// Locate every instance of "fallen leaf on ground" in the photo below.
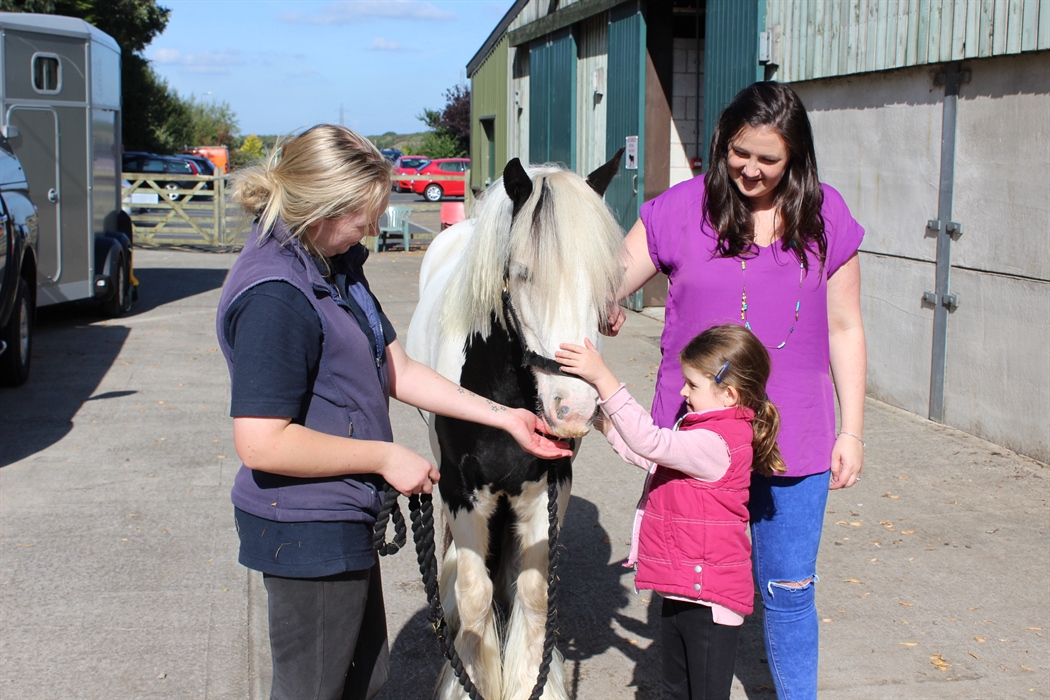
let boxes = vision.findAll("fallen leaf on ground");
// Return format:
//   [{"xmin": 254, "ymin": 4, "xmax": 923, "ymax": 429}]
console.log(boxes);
[
  {"xmin": 845, "ymin": 578, "xmax": 862, "ymax": 584},
  {"xmin": 836, "ymin": 520, "xmax": 848, "ymax": 525},
  {"xmin": 975, "ymin": 637, "xmax": 986, "ymax": 642},
  {"xmin": 969, "ymin": 650, "xmax": 980, "ymax": 660},
  {"xmin": 822, "ymin": 618, "xmax": 833, "ymax": 622},
  {"xmin": 1026, "ymin": 627, "xmax": 1042, "ymax": 631},
  {"xmin": 930, "ymin": 654, "xmax": 950, "ymax": 671},
  {"xmin": 859, "ymin": 592, "xmax": 870, "ymax": 598},
  {"xmin": 850, "ymin": 522, "xmax": 862, "ymax": 527},
  {"xmin": 901, "ymin": 530, "xmax": 916, "ymax": 535},
  {"xmin": 899, "ymin": 601, "xmax": 914, "ymax": 607},
  {"xmin": 901, "ymin": 642, "xmax": 918, "ymax": 647}
]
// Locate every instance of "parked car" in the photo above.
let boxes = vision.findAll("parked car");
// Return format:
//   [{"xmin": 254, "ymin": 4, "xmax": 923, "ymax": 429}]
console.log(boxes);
[
  {"xmin": 179, "ymin": 154, "xmax": 216, "ymax": 177},
  {"xmin": 0, "ymin": 139, "xmax": 38, "ymax": 386},
  {"xmin": 122, "ymin": 154, "xmax": 198, "ymax": 201},
  {"xmin": 394, "ymin": 155, "xmax": 430, "ymax": 192},
  {"xmin": 411, "ymin": 158, "xmax": 469, "ymax": 201},
  {"xmin": 380, "ymin": 148, "xmax": 402, "ymax": 163},
  {"xmin": 181, "ymin": 146, "xmax": 229, "ymax": 174}
]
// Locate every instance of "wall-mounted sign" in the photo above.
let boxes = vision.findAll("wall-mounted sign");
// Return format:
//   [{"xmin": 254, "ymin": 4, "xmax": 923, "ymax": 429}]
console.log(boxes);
[{"xmin": 625, "ymin": 135, "xmax": 638, "ymax": 170}]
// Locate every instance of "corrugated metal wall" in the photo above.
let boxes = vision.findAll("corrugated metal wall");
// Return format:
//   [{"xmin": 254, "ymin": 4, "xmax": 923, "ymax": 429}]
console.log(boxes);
[
  {"xmin": 530, "ymin": 28, "xmax": 576, "ymax": 167},
  {"xmin": 470, "ymin": 35, "xmax": 509, "ymax": 190},
  {"xmin": 605, "ymin": 2, "xmax": 646, "ymax": 229},
  {"xmin": 769, "ymin": 0, "xmax": 1050, "ymax": 83},
  {"xmin": 576, "ymin": 13, "xmax": 609, "ymax": 175},
  {"xmin": 702, "ymin": 0, "xmax": 764, "ymax": 168}
]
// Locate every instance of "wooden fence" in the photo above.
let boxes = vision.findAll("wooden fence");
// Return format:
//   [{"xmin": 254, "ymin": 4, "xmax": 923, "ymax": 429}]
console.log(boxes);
[
  {"xmin": 123, "ymin": 171, "xmax": 469, "ymax": 248},
  {"xmin": 122, "ymin": 173, "xmax": 251, "ymax": 248}
]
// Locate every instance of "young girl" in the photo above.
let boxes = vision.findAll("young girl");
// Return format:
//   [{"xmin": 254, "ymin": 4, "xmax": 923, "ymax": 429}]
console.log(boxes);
[{"xmin": 556, "ymin": 323, "xmax": 784, "ymax": 700}]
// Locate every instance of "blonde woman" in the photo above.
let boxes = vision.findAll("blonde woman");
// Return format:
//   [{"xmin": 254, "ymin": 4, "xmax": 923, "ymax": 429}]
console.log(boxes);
[{"xmin": 216, "ymin": 125, "xmax": 569, "ymax": 700}]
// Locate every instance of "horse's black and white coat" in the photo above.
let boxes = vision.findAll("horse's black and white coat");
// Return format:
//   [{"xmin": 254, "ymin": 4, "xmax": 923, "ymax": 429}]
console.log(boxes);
[{"xmin": 405, "ymin": 155, "xmax": 624, "ymax": 700}]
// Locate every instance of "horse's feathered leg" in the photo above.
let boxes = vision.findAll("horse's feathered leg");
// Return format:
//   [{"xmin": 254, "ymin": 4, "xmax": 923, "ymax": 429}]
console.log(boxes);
[
  {"xmin": 501, "ymin": 477, "xmax": 571, "ymax": 700},
  {"xmin": 435, "ymin": 495, "xmax": 503, "ymax": 700}
]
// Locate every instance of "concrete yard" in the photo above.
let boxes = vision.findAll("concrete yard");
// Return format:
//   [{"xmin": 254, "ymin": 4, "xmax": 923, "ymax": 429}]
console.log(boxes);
[{"xmin": 1, "ymin": 246, "xmax": 1046, "ymax": 699}]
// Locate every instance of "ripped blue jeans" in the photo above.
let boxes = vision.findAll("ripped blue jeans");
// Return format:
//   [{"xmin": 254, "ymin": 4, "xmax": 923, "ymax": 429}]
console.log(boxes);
[{"xmin": 749, "ymin": 471, "xmax": 830, "ymax": 700}]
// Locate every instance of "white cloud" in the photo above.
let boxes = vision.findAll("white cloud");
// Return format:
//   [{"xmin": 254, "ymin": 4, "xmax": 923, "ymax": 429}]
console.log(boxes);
[
  {"xmin": 280, "ymin": 1, "xmax": 455, "ymax": 24},
  {"xmin": 368, "ymin": 37, "xmax": 406, "ymax": 51},
  {"xmin": 149, "ymin": 47, "xmax": 244, "ymax": 74}
]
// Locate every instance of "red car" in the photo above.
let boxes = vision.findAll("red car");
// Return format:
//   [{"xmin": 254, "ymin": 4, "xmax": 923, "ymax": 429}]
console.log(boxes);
[
  {"xmin": 411, "ymin": 158, "xmax": 470, "ymax": 201},
  {"xmin": 394, "ymin": 155, "xmax": 430, "ymax": 192}
]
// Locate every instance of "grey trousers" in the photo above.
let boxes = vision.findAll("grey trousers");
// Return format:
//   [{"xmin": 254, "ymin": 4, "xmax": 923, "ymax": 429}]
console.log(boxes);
[{"xmin": 264, "ymin": 564, "xmax": 389, "ymax": 700}]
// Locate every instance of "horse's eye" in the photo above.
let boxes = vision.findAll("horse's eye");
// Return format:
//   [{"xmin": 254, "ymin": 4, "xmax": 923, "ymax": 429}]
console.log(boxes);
[{"xmin": 516, "ymin": 269, "xmax": 531, "ymax": 283}]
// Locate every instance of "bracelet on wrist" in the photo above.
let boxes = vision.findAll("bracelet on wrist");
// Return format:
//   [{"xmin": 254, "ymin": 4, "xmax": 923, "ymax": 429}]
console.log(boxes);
[{"xmin": 838, "ymin": 431, "xmax": 866, "ymax": 448}]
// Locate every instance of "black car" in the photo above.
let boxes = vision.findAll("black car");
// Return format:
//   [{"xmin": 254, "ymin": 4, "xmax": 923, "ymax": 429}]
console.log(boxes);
[
  {"xmin": 122, "ymin": 153, "xmax": 200, "ymax": 201},
  {"xmin": 0, "ymin": 138, "xmax": 39, "ymax": 386},
  {"xmin": 380, "ymin": 148, "xmax": 402, "ymax": 163}
]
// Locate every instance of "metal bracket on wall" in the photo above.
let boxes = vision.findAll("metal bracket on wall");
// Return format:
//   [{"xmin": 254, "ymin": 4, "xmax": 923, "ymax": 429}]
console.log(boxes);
[
  {"xmin": 923, "ymin": 291, "xmax": 961, "ymax": 311},
  {"xmin": 927, "ymin": 219, "xmax": 963, "ymax": 240}
]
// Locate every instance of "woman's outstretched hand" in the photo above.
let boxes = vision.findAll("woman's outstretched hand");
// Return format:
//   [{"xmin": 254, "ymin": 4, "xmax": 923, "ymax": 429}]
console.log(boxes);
[{"xmin": 503, "ymin": 408, "xmax": 573, "ymax": 459}]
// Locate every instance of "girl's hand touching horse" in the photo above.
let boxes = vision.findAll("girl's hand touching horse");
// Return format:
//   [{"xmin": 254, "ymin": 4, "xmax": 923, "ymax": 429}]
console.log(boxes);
[{"xmin": 556, "ymin": 338, "xmax": 621, "ymax": 400}]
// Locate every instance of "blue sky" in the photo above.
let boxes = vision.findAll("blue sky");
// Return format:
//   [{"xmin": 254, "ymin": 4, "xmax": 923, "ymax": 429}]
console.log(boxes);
[{"xmin": 147, "ymin": 0, "xmax": 514, "ymax": 137}]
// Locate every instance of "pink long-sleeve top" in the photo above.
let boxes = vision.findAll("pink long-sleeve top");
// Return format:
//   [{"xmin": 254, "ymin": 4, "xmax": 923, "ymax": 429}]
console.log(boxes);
[{"xmin": 599, "ymin": 384, "xmax": 745, "ymax": 626}]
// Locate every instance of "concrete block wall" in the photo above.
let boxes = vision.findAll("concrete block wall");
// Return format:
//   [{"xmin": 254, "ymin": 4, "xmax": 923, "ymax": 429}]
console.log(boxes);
[
  {"xmin": 791, "ymin": 51, "xmax": 1050, "ymax": 462},
  {"xmin": 669, "ymin": 37, "xmax": 703, "ymax": 187}
]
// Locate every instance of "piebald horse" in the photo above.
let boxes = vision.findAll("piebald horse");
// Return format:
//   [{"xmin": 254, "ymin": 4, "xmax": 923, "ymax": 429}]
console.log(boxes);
[{"xmin": 405, "ymin": 153, "xmax": 624, "ymax": 700}]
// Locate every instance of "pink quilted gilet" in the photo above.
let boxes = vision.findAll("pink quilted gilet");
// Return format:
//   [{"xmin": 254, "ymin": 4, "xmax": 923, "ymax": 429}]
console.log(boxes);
[{"xmin": 632, "ymin": 406, "xmax": 755, "ymax": 616}]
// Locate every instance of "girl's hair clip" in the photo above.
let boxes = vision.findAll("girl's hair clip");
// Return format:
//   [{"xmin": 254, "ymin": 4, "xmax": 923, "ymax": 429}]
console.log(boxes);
[{"xmin": 714, "ymin": 361, "xmax": 730, "ymax": 384}]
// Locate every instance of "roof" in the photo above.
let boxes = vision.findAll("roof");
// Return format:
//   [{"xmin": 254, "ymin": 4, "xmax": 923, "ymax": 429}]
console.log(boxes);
[
  {"xmin": 0, "ymin": 12, "xmax": 120, "ymax": 53},
  {"xmin": 466, "ymin": 0, "xmax": 528, "ymax": 78}
]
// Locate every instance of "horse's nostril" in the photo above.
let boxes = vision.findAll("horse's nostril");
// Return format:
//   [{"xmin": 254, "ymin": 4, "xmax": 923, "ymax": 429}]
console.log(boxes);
[{"xmin": 558, "ymin": 405, "xmax": 570, "ymax": 418}]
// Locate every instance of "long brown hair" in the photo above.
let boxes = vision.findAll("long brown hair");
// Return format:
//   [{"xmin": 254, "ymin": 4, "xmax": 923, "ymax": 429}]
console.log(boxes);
[
  {"xmin": 703, "ymin": 81, "xmax": 826, "ymax": 272},
  {"xmin": 679, "ymin": 324, "xmax": 786, "ymax": 476}
]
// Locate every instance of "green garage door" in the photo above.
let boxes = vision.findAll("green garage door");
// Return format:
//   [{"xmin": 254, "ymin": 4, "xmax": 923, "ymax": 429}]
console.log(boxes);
[
  {"xmin": 529, "ymin": 28, "xmax": 576, "ymax": 168},
  {"xmin": 604, "ymin": 2, "xmax": 645, "ymax": 230}
]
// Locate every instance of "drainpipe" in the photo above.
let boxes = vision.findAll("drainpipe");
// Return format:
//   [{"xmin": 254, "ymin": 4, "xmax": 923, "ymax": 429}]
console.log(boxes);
[{"xmin": 926, "ymin": 62, "xmax": 969, "ymax": 422}]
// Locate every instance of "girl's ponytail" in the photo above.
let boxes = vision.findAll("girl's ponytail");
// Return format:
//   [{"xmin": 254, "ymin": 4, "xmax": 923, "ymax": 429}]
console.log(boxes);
[{"xmin": 751, "ymin": 396, "xmax": 786, "ymax": 476}]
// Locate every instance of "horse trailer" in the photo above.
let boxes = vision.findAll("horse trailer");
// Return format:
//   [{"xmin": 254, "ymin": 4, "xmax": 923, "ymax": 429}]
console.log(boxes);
[{"xmin": 0, "ymin": 12, "xmax": 133, "ymax": 317}]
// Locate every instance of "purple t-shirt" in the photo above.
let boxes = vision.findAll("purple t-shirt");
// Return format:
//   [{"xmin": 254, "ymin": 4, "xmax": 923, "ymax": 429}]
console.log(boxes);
[{"xmin": 640, "ymin": 176, "xmax": 864, "ymax": 477}]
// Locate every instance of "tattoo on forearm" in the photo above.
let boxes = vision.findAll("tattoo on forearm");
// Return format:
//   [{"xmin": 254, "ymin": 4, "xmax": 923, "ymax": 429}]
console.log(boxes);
[{"xmin": 485, "ymin": 399, "xmax": 507, "ymax": 412}]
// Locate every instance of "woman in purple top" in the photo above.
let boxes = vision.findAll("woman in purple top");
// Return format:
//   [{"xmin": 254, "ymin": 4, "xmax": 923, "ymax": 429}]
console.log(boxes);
[{"xmin": 609, "ymin": 83, "xmax": 867, "ymax": 698}]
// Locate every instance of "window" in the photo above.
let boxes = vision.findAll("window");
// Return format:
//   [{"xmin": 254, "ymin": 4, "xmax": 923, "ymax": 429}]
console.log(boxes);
[
  {"xmin": 142, "ymin": 159, "xmax": 165, "ymax": 173},
  {"xmin": 32, "ymin": 55, "xmax": 61, "ymax": 93},
  {"xmin": 439, "ymin": 162, "xmax": 459, "ymax": 172},
  {"xmin": 165, "ymin": 160, "xmax": 192, "ymax": 174}
]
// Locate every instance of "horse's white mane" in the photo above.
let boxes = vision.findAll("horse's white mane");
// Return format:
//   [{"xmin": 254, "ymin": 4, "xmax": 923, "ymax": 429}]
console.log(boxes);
[{"xmin": 440, "ymin": 164, "xmax": 625, "ymax": 339}]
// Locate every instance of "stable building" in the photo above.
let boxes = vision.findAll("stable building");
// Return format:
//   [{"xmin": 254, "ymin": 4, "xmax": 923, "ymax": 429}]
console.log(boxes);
[{"xmin": 466, "ymin": 0, "xmax": 1049, "ymax": 463}]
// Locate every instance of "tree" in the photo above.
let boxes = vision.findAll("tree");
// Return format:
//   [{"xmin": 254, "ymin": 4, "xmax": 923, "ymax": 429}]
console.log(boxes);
[
  {"xmin": 186, "ymin": 96, "xmax": 238, "ymax": 148},
  {"xmin": 231, "ymin": 133, "xmax": 265, "ymax": 170},
  {"xmin": 416, "ymin": 85, "xmax": 470, "ymax": 158}
]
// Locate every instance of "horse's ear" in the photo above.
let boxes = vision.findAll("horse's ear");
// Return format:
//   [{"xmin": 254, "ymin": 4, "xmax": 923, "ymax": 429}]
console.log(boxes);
[
  {"xmin": 585, "ymin": 147, "xmax": 625, "ymax": 197},
  {"xmin": 503, "ymin": 158, "xmax": 533, "ymax": 215}
]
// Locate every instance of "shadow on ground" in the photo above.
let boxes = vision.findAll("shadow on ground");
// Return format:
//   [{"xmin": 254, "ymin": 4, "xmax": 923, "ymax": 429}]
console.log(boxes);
[
  {"xmin": 128, "ymin": 266, "xmax": 230, "ymax": 314},
  {"xmin": 0, "ymin": 266, "xmax": 228, "ymax": 467},
  {"xmin": 380, "ymin": 493, "xmax": 777, "ymax": 699}
]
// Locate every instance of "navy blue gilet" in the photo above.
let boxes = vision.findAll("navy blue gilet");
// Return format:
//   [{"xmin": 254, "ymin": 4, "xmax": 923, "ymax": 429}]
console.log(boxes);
[{"xmin": 216, "ymin": 220, "xmax": 391, "ymax": 523}]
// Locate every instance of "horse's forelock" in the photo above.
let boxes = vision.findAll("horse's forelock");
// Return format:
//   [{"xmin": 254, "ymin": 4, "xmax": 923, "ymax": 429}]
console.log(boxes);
[{"xmin": 442, "ymin": 164, "xmax": 624, "ymax": 339}]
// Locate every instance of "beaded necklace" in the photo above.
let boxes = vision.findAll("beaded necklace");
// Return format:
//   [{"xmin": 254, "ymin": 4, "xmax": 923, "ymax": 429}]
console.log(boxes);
[{"xmin": 740, "ymin": 255, "xmax": 804, "ymax": 350}]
